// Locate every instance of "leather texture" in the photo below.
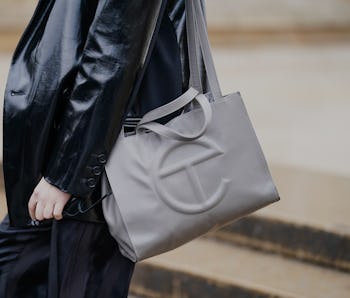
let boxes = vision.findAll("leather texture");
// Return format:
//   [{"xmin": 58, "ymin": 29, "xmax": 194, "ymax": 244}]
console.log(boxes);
[
  {"xmin": 2, "ymin": 0, "xmax": 206, "ymax": 227},
  {"xmin": 101, "ymin": 0, "xmax": 280, "ymax": 262}
]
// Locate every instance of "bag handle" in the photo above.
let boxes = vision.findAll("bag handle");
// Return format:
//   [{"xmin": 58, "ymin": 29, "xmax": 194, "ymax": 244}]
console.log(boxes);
[
  {"xmin": 137, "ymin": 92, "xmax": 212, "ymax": 141},
  {"xmin": 138, "ymin": 87, "xmax": 199, "ymax": 125}
]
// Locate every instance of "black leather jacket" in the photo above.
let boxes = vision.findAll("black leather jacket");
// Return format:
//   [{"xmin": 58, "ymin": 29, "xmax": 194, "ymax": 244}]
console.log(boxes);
[{"xmin": 2, "ymin": 0, "xmax": 206, "ymax": 227}]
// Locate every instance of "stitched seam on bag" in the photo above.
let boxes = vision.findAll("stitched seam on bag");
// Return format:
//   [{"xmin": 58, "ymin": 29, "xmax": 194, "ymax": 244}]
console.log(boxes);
[
  {"xmin": 103, "ymin": 171, "xmax": 140, "ymax": 261},
  {"xmin": 109, "ymin": 193, "xmax": 140, "ymax": 262},
  {"xmin": 236, "ymin": 94, "xmax": 279, "ymax": 202}
]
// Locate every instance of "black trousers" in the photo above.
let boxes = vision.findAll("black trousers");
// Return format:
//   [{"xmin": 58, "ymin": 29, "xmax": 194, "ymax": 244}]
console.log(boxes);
[{"xmin": 0, "ymin": 215, "xmax": 135, "ymax": 298}]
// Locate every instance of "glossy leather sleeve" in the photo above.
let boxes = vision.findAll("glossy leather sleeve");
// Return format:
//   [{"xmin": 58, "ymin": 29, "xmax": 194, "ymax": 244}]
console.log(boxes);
[{"xmin": 42, "ymin": 0, "xmax": 165, "ymax": 199}]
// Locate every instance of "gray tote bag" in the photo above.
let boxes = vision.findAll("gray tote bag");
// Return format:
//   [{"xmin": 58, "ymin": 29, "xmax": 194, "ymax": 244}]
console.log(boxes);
[{"xmin": 101, "ymin": 0, "xmax": 280, "ymax": 262}]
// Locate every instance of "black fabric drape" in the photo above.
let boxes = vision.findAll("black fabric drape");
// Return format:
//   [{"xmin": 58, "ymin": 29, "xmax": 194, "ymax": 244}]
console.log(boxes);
[{"xmin": 0, "ymin": 215, "xmax": 135, "ymax": 298}]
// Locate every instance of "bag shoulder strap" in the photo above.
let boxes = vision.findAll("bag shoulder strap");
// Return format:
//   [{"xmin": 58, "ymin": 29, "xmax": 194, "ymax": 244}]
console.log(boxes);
[
  {"xmin": 139, "ymin": 0, "xmax": 222, "ymax": 126},
  {"xmin": 186, "ymin": 0, "xmax": 222, "ymax": 99}
]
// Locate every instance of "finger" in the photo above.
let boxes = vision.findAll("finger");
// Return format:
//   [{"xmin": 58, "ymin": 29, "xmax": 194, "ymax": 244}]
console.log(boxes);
[
  {"xmin": 35, "ymin": 201, "xmax": 45, "ymax": 221},
  {"xmin": 28, "ymin": 196, "xmax": 38, "ymax": 220},
  {"xmin": 53, "ymin": 203, "xmax": 64, "ymax": 220},
  {"xmin": 43, "ymin": 203, "xmax": 54, "ymax": 220}
]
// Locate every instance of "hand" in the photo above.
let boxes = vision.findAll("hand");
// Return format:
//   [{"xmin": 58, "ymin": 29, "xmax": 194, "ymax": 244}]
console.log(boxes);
[{"xmin": 28, "ymin": 177, "xmax": 72, "ymax": 221}]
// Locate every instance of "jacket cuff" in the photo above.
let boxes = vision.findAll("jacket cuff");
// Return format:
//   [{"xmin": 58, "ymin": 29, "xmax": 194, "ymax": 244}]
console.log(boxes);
[{"xmin": 43, "ymin": 150, "xmax": 108, "ymax": 199}]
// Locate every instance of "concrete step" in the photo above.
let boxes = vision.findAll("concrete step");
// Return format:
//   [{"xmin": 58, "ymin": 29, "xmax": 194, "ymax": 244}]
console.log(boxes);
[
  {"xmin": 206, "ymin": 165, "xmax": 350, "ymax": 272},
  {"xmin": 130, "ymin": 238, "xmax": 350, "ymax": 298},
  {"xmin": 208, "ymin": 214, "xmax": 350, "ymax": 273}
]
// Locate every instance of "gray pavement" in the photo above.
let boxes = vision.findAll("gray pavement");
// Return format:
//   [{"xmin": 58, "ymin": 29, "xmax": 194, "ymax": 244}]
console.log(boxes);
[{"xmin": 213, "ymin": 42, "xmax": 350, "ymax": 178}]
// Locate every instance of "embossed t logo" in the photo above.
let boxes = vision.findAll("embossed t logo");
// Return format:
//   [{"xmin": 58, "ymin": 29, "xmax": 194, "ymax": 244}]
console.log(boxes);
[{"xmin": 152, "ymin": 138, "xmax": 231, "ymax": 214}]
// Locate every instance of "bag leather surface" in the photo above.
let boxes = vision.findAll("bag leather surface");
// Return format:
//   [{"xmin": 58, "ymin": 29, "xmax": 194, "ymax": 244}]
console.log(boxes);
[{"xmin": 101, "ymin": 0, "xmax": 280, "ymax": 262}]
